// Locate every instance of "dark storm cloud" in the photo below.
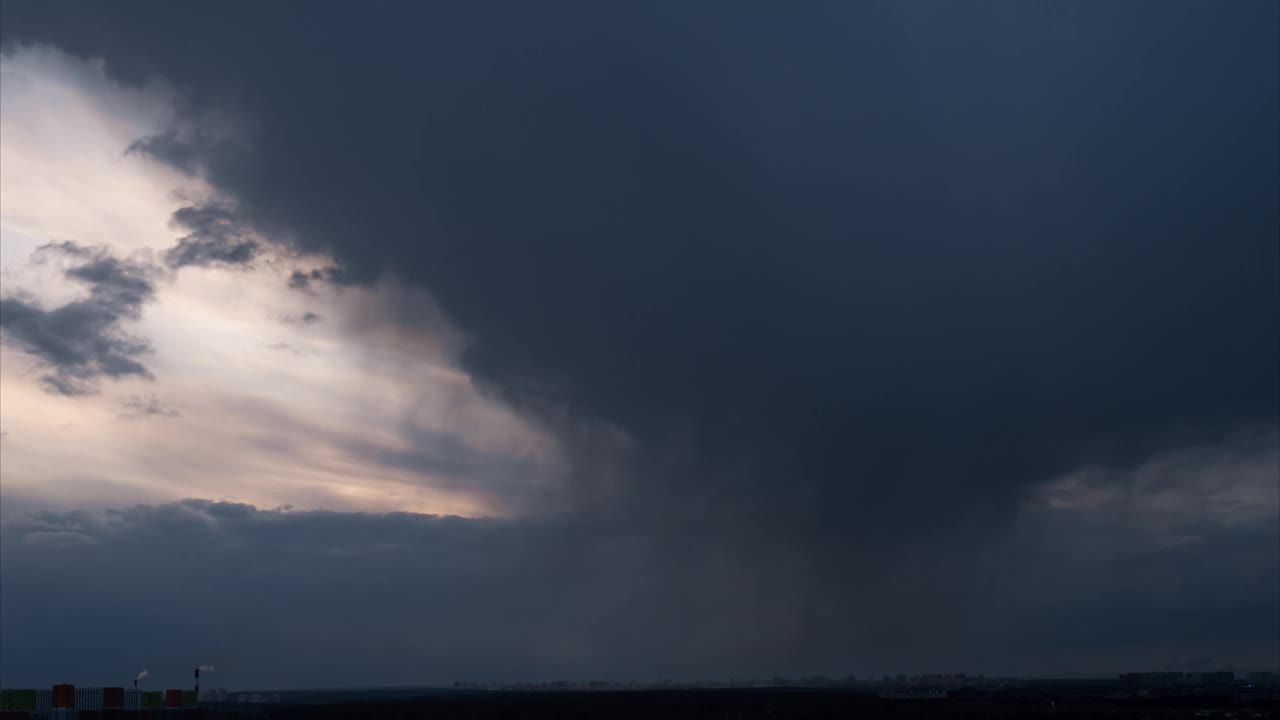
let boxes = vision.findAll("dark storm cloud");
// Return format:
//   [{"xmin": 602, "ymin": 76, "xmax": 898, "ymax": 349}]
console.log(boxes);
[
  {"xmin": 0, "ymin": 486, "xmax": 1274, "ymax": 688},
  {"xmin": 0, "ymin": 242, "xmax": 158, "ymax": 395},
  {"xmin": 2, "ymin": 0, "xmax": 1277, "ymax": 673},
  {"xmin": 0, "ymin": 501, "xmax": 630, "ymax": 689},
  {"xmin": 162, "ymin": 203, "xmax": 258, "ymax": 269}
]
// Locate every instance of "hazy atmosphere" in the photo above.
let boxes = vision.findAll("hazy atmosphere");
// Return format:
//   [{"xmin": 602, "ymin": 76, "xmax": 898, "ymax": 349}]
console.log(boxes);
[{"xmin": 1, "ymin": 1, "xmax": 1276, "ymax": 692}]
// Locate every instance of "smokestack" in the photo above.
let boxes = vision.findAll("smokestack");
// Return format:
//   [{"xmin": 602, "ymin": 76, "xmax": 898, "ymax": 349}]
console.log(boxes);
[
  {"xmin": 135, "ymin": 670, "xmax": 148, "ymax": 690},
  {"xmin": 195, "ymin": 665, "xmax": 214, "ymax": 702}
]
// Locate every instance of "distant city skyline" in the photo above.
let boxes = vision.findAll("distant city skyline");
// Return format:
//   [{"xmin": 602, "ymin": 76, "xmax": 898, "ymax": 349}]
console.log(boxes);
[{"xmin": 7, "ymin": 667, "xmax": 1278, "ymax": 696}]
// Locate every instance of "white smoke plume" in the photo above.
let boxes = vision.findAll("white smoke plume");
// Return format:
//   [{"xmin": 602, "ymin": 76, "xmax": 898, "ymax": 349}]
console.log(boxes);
[
  {"xmin": 198, "ymin": 665, "xmax": 215, "ymax": 672},
  {"xmin": 136, "ymin": 670, "xmax": 148, "ymax": 681}
]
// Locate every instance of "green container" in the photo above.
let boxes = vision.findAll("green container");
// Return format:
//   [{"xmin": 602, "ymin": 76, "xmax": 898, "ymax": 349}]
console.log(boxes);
[
  {"xmin": 141, "ymin": 690, "xmax": 164, "ymax": 708},
  {"xmin": 0, "ymin": 689, "xmax": 36, "ymax": 710},
  {"xmin": 181, "ymin": 689, "xmax": 196, "ymax": 707}
]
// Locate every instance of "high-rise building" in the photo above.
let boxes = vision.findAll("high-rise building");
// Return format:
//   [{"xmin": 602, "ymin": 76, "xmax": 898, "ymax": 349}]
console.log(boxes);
[
  {"xmin": 0, "ymin": 689, "xmax": 35, "ymax": 711},
  {"xmin": 141, "ymin": 690, "xmax": 164, "ymax": 708},
  {"xmin": 102, "ymin": 687, "xmax": 125, "ymax": 708},
  {"xmin": 51, "ymin": 685, "xmax": 74, "ymax": 709},
  {"xmin": 165, "ymin": 689, "xmax": 185, "ymax": 708}
]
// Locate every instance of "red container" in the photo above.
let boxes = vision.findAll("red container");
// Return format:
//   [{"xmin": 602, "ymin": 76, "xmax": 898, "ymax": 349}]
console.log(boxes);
[
  {"xmin": 52, "ymin": 684, "xmax": 75, "ymax": 708},
  {"xmin": 164, "ymin": 689, "xmax": 183, "ymax": 708},
  {"xmin": 103, "ymin": 687, "xmax": 125, "ymax": 707}
]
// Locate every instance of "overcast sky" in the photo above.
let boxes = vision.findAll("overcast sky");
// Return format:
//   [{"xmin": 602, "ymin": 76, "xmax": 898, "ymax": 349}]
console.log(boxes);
[{"xmin": 0, "ymin": 0, "xmax": 1277, "ymax": 691}]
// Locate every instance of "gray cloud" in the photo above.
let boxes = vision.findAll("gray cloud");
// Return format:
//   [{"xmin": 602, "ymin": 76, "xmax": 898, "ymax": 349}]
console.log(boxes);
[
  {"xmin": 0, "ymin": 242, "xmax": 158, "ymax": 395},
  {"xmin": 123, "ymin": 129, "xmax": 231, "ymax": 177},
  {"xmin": 281, "ymin": 311, "xmax": 321, "ymax": 325},
  {"xmin": 263, "ymin": 340, "xmax": 320, "ymax": 358},
  {"xmin": 118, "ymin": 393, "xmax": 181, "ymax": 420},
  {"xmin": 1, "ymin": 474, "xmax": 1274, "ymax": 688},
  {"xmin": 286, "ymin": 266, "xmax": 355, "ymax": 293},
  {"xmin": 162, "ymin": 203, "xmax": 258, "ymax": 269},
  {"xmin": 985, "ymin": 430, "xmax": 1280, "ymax": 663},
  {"xmin": 340, "ymin": 424, "xmax": 565, "ymax": 515},
  {"xmin": 20, "ymin": 530, "xmax": 98, "ymax": 546}
]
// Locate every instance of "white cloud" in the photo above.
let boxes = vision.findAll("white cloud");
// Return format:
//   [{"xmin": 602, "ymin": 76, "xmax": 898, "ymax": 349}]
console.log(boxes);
[
  {"xmin": 1035, "ymin": 426, "xmax": 1280, "ymax": 542},
  {"xmin": 0, "ymin": 45, "xmax": 567, "ymax": 517}
]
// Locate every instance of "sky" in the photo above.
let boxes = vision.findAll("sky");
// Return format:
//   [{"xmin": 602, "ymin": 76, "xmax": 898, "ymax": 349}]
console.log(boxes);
[{"xmin": 0, "ymin": 0, "xmax": 1277, "ymax": 691}]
